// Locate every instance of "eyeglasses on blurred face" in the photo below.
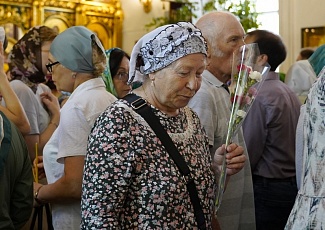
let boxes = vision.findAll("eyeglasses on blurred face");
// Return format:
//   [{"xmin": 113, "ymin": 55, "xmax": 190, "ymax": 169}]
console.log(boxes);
[
  {"xmin": 46, "ymin": 61, "xmax": 60, "ymax": 73},
  {"xmin": 115, "ymin": 71, "xmax": 129, "ymax": 83}
]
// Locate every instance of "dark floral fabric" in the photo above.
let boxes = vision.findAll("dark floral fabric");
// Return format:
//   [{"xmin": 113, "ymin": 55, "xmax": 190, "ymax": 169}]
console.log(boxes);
[
  {"xmin": 8, "ymin": 26, "xmax": 53, "ymax": 91},
  {"xmin": 81, "ymin": 96, "xmax": 215, "ymax": 229}
]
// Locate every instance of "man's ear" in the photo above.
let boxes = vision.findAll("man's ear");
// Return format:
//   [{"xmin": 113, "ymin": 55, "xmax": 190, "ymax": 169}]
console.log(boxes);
[{"xmin": 257, "ymin": 54, "xmax": 268, "ymax": 66}]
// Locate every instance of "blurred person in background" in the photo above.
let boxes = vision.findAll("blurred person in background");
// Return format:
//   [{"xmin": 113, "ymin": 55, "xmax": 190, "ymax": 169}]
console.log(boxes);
[
  {"xmin": 296, "ymin": 48, "xmax": 314, "ymax": 61},
  {"xmin": 0, "ymin": 33, "xmax": 30, "ymax": 135},
  {"xmin": 6, "ymin": 26, "xmax": 60, "ymax": 161},
  {"xmin": 189, "ymin": 11, "xmax": 256, "ymax": 230},
  {"xmin": 102, "ymin": 47, "xmax": 131, "ymax": 98},
  {"xmin": 0, "ymin": 32, "xmax": 33, "ymax": 230},
  {"xmin": 243, "ymin": 30, "xmax": 301, "ymax": 230}
]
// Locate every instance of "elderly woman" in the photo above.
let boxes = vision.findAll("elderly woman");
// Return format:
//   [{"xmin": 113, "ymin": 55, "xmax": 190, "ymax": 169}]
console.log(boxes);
[
  {"xmin": 102, "ymin": 48, "xmax": 132, "ymax": 98},
  {"xmin": 81, "ymin": 22, "xmax": 245, "ymax": 229},
  {"xmin": 33, "ymin": 26, "xmax": 116, "ymax": 229}
]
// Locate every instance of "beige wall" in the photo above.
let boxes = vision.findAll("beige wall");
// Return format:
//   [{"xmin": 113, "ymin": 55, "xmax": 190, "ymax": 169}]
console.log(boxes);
[
  {"xmin": 121, "ymin": 0, "xmax": 325, "ymax": 73},
  {"xmin": 280, "ymin": 0, "xmax": 325, "ymax": 73},
  {"xmin": 120, "ymin": 0, "xmax": 167, "ymax": 55}
]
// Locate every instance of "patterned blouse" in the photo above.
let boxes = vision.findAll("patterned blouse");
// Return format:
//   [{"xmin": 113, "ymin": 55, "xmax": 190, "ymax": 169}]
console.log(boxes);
[
  {"xmin": 285, "ymin": 69, "xmax": 325, "ymax": 229},
  {"xmin": 81, "ymin": 96, "xmax": 215, "ymax": 229}
]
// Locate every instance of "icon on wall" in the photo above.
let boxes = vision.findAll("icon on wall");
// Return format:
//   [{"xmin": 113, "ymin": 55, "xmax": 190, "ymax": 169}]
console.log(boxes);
[
  {"xmin": 44, "ymin": 16, "xmax": 69, "ymax": 34},
  {"xmin": 301, "ymin": 26, "xmax": 325, "ymax": 48}
]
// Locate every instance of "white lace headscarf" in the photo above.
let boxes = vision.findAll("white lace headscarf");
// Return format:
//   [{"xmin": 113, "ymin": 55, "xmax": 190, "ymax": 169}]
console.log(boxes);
[{"xmin": 128, "ymin": 22, "xmax": 207, "ymax": 84}]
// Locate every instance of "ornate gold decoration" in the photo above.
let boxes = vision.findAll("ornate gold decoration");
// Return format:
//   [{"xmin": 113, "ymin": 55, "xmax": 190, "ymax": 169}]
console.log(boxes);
[
  {"xmin": 0, "ymin": 0, "xmax": 123, "ymax": 48},
  {"xmin": 0, "ymin": 4, "xmax": 32, "ymax": 30}
]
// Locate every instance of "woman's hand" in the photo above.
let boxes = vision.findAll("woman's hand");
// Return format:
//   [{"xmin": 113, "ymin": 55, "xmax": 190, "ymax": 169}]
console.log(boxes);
[
  {"xmin": 213, "ymin": 143, "xmax": 246, "ymax": 177},
  {"xmin": 33, "ymin": 156, "xmax": 46, "ymax": 180},
  {"xmin": 33, "ymin": 182, "xmax": 44, "ymax": 207},
  {"xmin": 41, "ymin": 92, "xmax": 60, "ymax": 118}
]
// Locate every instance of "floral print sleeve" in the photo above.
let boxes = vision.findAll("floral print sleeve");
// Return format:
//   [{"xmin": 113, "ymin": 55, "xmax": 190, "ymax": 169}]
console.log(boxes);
[{"xmin": 81, "ymin": 98, "xmax": 215, "ymax": 229}]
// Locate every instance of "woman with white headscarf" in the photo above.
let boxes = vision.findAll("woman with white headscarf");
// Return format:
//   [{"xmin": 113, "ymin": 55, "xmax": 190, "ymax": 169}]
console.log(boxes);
[{"xmin": 81, "ymin": 22, "xmax": 246, "ymax": 229}]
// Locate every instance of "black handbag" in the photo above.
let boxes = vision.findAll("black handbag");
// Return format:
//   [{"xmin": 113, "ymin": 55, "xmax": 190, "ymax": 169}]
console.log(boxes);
[{"xmin": 124, "ymin": 93, "xmax": 207, "ymax": 230}]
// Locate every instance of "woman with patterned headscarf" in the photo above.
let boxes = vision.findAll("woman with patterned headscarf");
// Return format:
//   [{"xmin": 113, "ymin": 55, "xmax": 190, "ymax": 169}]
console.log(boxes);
[
  {"xmin": 102, "ymin": 48, "xmax": 131, "ymax": 98},
  {"xmin": 0, "ymin": 34, "xmax": 30, "ymax": 135},
  {"xmin": 81, "ymin": 22, "xmax": 246, "ymax": 229},
  {"xmin": 6, "ymin": 26, "xmax": 60, "ymax": 161}
]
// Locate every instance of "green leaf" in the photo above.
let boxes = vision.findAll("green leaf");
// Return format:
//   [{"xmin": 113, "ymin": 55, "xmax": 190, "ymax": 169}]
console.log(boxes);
[{"xmin": 145, "ymin": 0, "xmax": 260, "ymax": 32}]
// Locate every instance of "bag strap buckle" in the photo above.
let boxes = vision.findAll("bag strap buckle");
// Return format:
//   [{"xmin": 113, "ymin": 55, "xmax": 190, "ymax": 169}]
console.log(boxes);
[{"xmin": 131, "ymin": 98, "xmax": 147, "ymax": 110}]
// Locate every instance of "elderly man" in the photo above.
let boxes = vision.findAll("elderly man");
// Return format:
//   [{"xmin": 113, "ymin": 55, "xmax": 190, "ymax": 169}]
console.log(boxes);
[{"xmin": 189, "ymin": 11, "xmax": 255, "ymax": 230}]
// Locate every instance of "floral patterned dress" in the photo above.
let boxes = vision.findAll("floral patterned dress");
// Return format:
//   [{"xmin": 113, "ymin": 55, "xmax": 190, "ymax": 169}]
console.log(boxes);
[
  {"xmin": 285, "ymin": 69, "xmax": 325, "ymax": 229},
  {"xmin": 81, "ymin": 96, "xmax": 215, "ymax": 229}
]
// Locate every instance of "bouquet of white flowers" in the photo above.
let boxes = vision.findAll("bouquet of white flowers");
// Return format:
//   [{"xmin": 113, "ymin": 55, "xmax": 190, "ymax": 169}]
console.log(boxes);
[{"xmin": 215, "ymin": 43, "xmax": 270, "ymax": 211}]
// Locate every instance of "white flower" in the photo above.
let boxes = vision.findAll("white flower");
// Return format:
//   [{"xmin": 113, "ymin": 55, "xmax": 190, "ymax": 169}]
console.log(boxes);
[
  {"xmin": 235, "ymin": 85, "xmax": 244, "ymax": 96},
  {"xmin": 237, "ymin": 110, "xmax": 247, "ymax": 118},
  {"xmin": 249, "ymin": 71, "xmax": 262, "ymax": 82}
]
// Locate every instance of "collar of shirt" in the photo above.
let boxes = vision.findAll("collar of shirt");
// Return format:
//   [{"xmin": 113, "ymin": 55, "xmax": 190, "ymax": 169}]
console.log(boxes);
[
  {"xmin": 202, "ymin": 70, "xmax": 225, "ymax": 88},
  {"xmin": 264, "ymin": 71, "xmax": 280, "ymax": 81},
  {"xmin": 202, "ymin": 70, "xmax": 230, "ymax": 94},
  {"xmin": 68, "ymin": 77, "xmax": 107, "ymax": 101}
]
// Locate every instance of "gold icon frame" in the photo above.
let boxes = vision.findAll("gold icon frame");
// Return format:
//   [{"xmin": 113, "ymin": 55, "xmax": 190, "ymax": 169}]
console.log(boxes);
[{"xmin": 0, "ymin": 0, "xmax": 123, "ymax": 51}]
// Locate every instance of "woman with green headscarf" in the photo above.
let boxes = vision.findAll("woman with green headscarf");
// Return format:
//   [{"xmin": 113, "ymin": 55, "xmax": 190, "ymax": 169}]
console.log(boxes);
[{"xmin": 102, "ymin": 48, "xmax": 131, "ymax": 98}]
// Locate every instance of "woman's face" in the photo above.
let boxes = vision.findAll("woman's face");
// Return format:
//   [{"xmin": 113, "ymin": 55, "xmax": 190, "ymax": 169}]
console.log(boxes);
[
  {"xmin": 151, "ymin": 53, "xmax": 206, "ymax": 113},
  {"xmin": 112, "ymin": 56, "xmax": 131, "ymax": 98},
  {"xmin": 48, "ymin": 53, "xmax": 74, "ymax": 93}
]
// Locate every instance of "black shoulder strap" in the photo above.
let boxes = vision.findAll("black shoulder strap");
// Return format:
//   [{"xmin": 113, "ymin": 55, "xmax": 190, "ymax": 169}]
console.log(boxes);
[{"xmin": 123, "ymin": 93, "xmax": 207, "ymax": 230}]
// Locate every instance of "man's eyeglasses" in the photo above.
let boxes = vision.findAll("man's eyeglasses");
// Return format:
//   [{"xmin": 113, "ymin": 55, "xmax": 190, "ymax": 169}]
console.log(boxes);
[
  {"xmin": 115, "ymin": 72, "xmax": 129, "ymax": 83},
  {"xmin": 46, "ymin": 61, "xmax": 60, "ymax": 73}
]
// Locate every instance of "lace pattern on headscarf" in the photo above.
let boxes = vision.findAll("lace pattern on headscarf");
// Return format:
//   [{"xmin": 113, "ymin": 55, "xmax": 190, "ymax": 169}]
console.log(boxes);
[{"xmin": 128, "ymin": 22, "xmax": 207, "ymax": 84}]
